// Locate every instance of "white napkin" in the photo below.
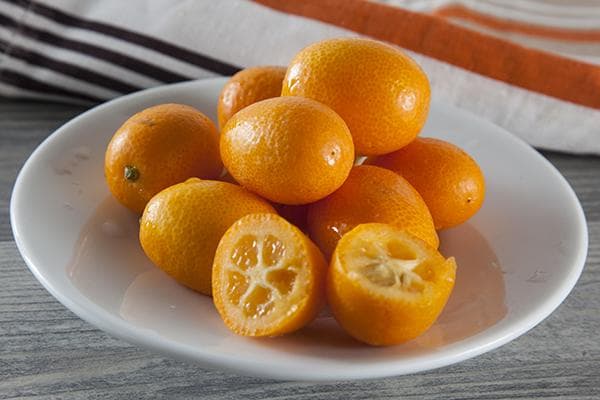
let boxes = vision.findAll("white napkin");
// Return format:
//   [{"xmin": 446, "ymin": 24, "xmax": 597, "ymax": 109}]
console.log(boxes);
[{"xmin": 1, "ymin": 0, "xmax": 599, "ymax": 154}]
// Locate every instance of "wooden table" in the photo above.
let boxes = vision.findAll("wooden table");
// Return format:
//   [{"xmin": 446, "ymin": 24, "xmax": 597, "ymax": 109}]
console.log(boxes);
[{"xmin": 1, "ymin": 99, "xmax": 599, "ymax": 399}]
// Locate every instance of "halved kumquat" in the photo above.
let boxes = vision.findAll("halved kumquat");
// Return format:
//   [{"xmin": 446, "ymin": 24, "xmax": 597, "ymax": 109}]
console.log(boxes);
[
  {"xmin": 328, "ymin": 223, "xmax": 456, "ymax": 346},
  {"xmin": 212, "ymin": 213, "xmax": 328, "ymax": 337}
]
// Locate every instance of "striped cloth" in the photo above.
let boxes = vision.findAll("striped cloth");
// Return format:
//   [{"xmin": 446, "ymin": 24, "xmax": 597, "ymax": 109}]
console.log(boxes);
[{"xmin": 1, "ymin": 0, "xmax": 599, "ymax": 154}]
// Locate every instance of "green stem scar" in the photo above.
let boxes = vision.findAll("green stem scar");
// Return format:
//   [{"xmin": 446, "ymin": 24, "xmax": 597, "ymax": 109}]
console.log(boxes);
[{"xmin": 124, "ymin": 165, "xmax": 140, "ymax": 182}]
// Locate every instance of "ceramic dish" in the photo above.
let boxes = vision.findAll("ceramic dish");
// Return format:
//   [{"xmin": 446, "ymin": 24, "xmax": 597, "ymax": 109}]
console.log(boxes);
[{"xmin": 11, "ymin": 78, "xmax": 588, "ymax": 380}]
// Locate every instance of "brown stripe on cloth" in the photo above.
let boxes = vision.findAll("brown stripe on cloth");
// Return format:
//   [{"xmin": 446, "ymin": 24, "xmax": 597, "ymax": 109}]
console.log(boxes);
[
  {"xmin": 0, "ymin": 38, "xmax": 142, "ymax": 94},
  {"xmin": 435, "ymin": 4, "xmax": 600, "ymax": 42},
  {"xmin": 3, "ymin": 0, "xmax": 242, "ymax": 76},
  {"xmin": 254, "ymin": 0, "xmax": 600, "ymax": 110},
  {"xmin": 0, "ymin": 11, "xmax": 190, "ymax": 83},
  {"xmin": 0, "ymin": 68, "xmax": 102, "ymax": 102}
]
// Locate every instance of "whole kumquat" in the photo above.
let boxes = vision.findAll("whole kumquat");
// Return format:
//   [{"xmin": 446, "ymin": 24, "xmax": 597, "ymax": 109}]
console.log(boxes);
[
  {"xmin": 217, "ymin": 66, "xmax": 287, "ymax": 129},
  {"xmin": 105, "ymin": 103, "xmax": 222, "ymax": 214},
  {"xmin": 220, "ymin": 96, "xmax": 354, "ymax": 205},
  {"xmin": 283, "ymin": 38, "xmax": 430, "ymax": 155},
  {"xmin": 370, "ymin": 137, "xmax": 485, "ymax": 229},
  {"xmin": 139, "ymin": 179, "xmax": 275, "ymax": 296},
  {"xmin": 307, "ymin": 165, "xmax": 438, "ymax": 258}
]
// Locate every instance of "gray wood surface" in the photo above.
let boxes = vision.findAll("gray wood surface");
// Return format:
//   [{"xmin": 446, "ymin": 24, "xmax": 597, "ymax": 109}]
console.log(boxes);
[{"xmin": 1, "ymin": 99, "xmax": 599, "ymax": 399}]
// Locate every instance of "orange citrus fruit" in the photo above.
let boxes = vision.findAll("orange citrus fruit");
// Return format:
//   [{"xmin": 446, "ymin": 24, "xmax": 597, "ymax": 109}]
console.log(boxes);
[
  {"xmin": 105, "ymin": 103, "xmax": 222, "ymax": 214},
  {"xmin": 217, "ymin": 66, "xmax": 287, "ymax": 129},
  {"xmin": 282, "ymin": 38, "xmax": 430, "ymax": 155},
  {"xmin": 307, "ymin": 165, "xmax": 438, "ymax": 258},
  {"xmin": 212, "ymin": 213, "xmax": 327, "ymax": 337},
  {"xmin": 139, "ymin": 178, "xmax": 275, "ymax": 296},
  {"xmin": 328, "ymin": 223, "xmax": 456, "ymax": 346},
  {"xmin": 370, "ymin": 137, "xmax": 485, "ymax": 230},
  {"xmin": 220, "ymin": 96, "xmax": 354, "ymax": 205}
]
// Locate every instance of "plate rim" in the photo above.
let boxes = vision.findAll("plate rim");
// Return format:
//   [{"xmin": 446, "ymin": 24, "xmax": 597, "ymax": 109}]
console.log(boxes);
[{"xmin": 10, "ymin": 77, "xmax": 589, "ymax": 381}]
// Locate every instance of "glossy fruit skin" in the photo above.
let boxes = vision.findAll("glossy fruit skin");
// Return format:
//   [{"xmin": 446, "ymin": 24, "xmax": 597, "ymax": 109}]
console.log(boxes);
[
  {"xmin": 105, "ymin": 103, "xmax": 222, "ymax": 214},
  {"xmin": 139, "ymin": 179, "xmax": 275, "ymax": 296},
  {"xmin": 307, "ymin": 165, "xmax": 439, "ymax": 258},
  {"xmin": 217, "ymin": 66, "xmax": 287, "ymax": 129},
  {"xmin": 220, "ymin": 96, "xmax": 355, "ymax": 205},
  {"xmin": 282, "ymin": 38, "xmax": 430, "ymax": 156},
  {"xmin": 328, "ymin": 223, "xmax": 456, "ymax": 346},
  {"xmin": 370, "ymin": 137, "xmax": 485, "ymax": 230}
]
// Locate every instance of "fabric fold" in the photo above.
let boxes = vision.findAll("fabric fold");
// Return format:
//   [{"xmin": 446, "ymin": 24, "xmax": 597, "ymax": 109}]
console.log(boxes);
[{"xmin": 0, "ymin": 0, "xmax": 598, "ymax": 154}]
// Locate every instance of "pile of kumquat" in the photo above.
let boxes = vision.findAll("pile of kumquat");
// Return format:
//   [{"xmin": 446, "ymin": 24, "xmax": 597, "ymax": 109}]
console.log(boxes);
[{"xmin": 104, "ymin": 38, "xmax": 485, "ymax": 346}]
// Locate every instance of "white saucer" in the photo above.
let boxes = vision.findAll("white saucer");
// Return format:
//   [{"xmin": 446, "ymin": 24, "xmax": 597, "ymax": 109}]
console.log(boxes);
[{"xmin": 11, "ymin": 78, "xmax": 588, "ymax": 381}]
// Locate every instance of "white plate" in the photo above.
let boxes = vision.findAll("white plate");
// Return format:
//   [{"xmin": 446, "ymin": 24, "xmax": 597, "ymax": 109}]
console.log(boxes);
[{"xmin": 11, "ymin": 78, "xmax": 588, "ymax": 381}]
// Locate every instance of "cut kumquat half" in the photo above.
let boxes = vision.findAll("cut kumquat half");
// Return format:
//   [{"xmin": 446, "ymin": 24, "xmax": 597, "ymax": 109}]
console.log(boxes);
[
  {"xmin": 212, "ymin": 213, "xmax": 327, "ymax": 337},
  {"xmin": 328, "ymin": 223, "xmax": 456, "ymax": 346}
]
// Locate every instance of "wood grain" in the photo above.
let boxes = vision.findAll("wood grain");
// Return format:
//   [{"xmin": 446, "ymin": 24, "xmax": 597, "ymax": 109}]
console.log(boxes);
[{"xmin": 1, "ymin": 99, "xmax": 599, "ymax": 399}]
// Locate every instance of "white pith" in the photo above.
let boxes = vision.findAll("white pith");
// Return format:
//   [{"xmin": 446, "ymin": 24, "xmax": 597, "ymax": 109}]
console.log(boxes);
[{"xmin": 227, "ymin": 234, "xmax": 299, "ymax": 319}]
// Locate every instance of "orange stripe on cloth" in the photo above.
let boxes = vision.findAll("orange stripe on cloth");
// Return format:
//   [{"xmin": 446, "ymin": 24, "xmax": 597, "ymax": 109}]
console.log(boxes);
[
  {"xmin": 435, "ymin": 4, "xmax": 600, "ymax": 42},
  {"xmin": 254, "ymin": 0, "xmax": 600, "ymax": 110}
]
